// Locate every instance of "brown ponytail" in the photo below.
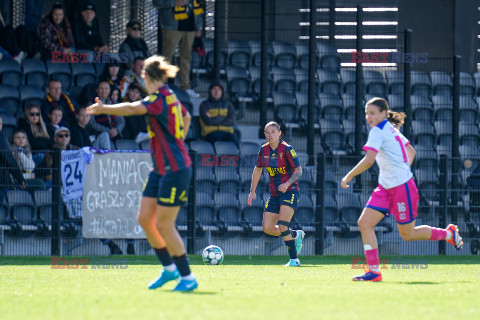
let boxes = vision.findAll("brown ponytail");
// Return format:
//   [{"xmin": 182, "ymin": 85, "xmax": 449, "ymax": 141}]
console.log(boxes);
[
  {"xmin": 366, "ymin": 97, "xmax": 406, "ymax": 129},
  {"xmin": 144, "ymin": 55, "xmax": 179, "ymax": 82}
]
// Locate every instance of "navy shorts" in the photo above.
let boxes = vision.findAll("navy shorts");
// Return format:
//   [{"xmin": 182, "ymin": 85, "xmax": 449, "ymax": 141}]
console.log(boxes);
[
  {"xmin": 264, "ymin": 190, "xmax": 300, "ymax": 214},
  {"xmin": 142, "ymin": 167, "xmax": 192, "ymax": 206}
]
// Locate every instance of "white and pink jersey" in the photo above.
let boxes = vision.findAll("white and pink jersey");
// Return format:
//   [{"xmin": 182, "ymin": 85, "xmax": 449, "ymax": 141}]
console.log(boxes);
[{"xmin": 363, "ymin": 119, "xmax": 413, "ymax": 189}]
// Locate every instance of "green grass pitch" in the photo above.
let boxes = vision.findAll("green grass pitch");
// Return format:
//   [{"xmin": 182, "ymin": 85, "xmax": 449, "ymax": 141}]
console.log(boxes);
[{"xmin": 1, "ymin": 255, "xmax": 479, "ymax": 320}]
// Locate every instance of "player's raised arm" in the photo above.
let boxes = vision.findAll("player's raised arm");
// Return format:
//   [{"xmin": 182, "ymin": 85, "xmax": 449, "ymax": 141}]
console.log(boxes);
[{"xmin": 86, "ymin": 97, "xmax": 148, "ymax": 116}]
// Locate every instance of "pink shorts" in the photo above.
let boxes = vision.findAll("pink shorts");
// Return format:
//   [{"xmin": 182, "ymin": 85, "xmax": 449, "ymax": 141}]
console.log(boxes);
[{"xmin": 365, "ymin": 178, "xmax": 419, "ymax": 225}]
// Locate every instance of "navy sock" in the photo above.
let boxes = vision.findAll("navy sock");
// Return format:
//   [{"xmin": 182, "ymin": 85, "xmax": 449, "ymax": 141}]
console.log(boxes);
[
  {"xmin": 154, "ymin": 247, "xmax": 173, "ymax": 266},
  {"xmin": 284, "ymin": 240, "xmax": 297, "ymax": 259},
  {"xmin": 291, "ymin": 230, "xmax": 297, "ymax": 238},
  {"xmin": 173, "ymin": 254, "xmax": 191, "ymax": 277}
]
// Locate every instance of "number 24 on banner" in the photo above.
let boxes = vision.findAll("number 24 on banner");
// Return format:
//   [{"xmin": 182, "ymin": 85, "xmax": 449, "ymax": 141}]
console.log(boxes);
[{"xmin": 64, "ymin": 161, "xmax": 83, "ymax": 186}]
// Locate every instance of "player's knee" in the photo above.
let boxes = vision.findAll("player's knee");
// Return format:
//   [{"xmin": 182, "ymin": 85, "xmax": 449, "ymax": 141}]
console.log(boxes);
[
  {"xmin": 136, "ymin": 213, "xmax": 148, "ymax": 228},
  {"xmin": 357, "ymin": 218, "xmax": 372, "ymax": 232},
  {"xmin": 155, "ymin": 220, "xmax": 170, "ymax": 234},
  {"xmin": 399, "ymin": 231, "xmax": 415, "ymax": 241}
]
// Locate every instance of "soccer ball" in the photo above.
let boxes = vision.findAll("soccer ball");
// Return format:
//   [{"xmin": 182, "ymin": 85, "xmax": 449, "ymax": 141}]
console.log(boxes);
[{"xmin": 202, "ymin": 245, "xmax": 224, "ymax": 265}]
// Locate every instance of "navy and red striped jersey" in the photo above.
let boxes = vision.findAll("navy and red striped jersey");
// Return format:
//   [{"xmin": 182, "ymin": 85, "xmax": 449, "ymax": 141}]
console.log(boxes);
[
  {"xmin": 142, "ymin": 85, "xmax": 191, "ymax": 175},
  {"xmin": 256, "ymin": 140, "xmax": 300, "ymax": 196}
]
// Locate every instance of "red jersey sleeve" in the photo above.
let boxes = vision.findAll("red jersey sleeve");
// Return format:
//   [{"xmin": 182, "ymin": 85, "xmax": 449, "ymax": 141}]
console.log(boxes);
[
  {"xmin": 256, "ymin": 147, "xmax": 264, "ymax": 167},
  {"xmin": 142, "ymin": 93, "xmax": 163, "ymax": 115},
  {"xmin": 285, "ymin": 145, "xmax": 300, "ymax": 168}
]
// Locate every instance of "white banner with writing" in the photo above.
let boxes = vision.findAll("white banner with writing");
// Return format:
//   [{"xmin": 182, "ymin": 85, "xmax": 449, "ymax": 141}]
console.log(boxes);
[{"xmin": 82, "ymin": 151, "xmax": 152, "ymax": 238}]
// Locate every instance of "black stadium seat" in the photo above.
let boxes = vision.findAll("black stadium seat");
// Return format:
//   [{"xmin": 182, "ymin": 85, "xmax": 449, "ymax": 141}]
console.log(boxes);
[
  {"xmin": 226, "ymin": 39, "xmax": 251, "ymax": 69},
  {"xmin": 363, "ymin": 70, "xmax": 387, "ymax": 97},
  {"xmin": 19, "ymin": 85, "xmax": 44, "ymax": 110},
  {"xmin": 0, "ymin": 59, "xmax": 23, "ymax": 88},
  {"xmin": 411, "ymin": 70, "xmax": 431, "ymax": 97},
  {"xmin": 385, "ymin": 70, "xmax": 404, "ymax": 94},
  {"xmin": 0, "ymin": 84, "xmax": 21, "ymax": 116},
  {"xmin": 22, "ymin": 58, "xmax": 48, "ymax": 89},
  {"xmin": 430, "ymin": 71, "xmax": 452, "ymax": 97},
  {"xmin": 190, "ymin": 140, "xmax": 215, "ymax": 154},
  {"xmin": 317, "ymin": 68, "xmax": 341, "ymax": 96},
  {"xmin": 271, "ymin": 40, "xmax": 297, "ymax": 69},
  {"xmin": 46, "ymin": 61, "xmax": 73, "ymax": 91},
  {"xmin": 71, "ymin": 63, "xmax": 97, "ymax": 87},
  {"xmin": 271, "ymin": 66, "xmax": 296, "ymax": 94}
]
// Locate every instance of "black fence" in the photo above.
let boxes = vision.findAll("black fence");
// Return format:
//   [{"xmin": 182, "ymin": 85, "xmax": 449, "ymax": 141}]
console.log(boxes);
[{"xmin": 1, "ymin": 150, "xmax": 478, "ymax": 256}]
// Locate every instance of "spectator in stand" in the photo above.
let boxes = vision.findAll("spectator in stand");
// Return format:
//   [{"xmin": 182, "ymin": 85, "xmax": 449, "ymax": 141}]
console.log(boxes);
[
  {"xmin": 154, "ymin": 0, "xmax": 204, "ymax": 98},
  {"xmin": 110, "ymin": 87, "xmax": 120, "ymax": 104},
  {"xmin": 0, "ymin": 116, "xmax": 26, "ymax": 197},
  {"xmin": 199, "ymin": 80, "xmax": 237, "ymax": 145},
  {"xmin": 11, "ymin": 129, "xmax": 36, "ymax": 180},
  {"xmin": 71, "ymin": 2, "xmax": 109, "ymax": 61},
  {"xmin": 38, "ymin": 2, "xmax": 75, "ymax": 61},
  {"xmin": 100, "ymin": 60, "xmax": 130, "ymax": 99},
  {"xmin": 41, "ymin": 79, "xmax": 79, "ymax": 127},
  {"xmin": 24, "ymin": 0, "xmax": 45, "ymax": 33},
  {"xmin": 18, "ymin": 104, "xmax": 53, "ymax": 155},
  {"xmin": 125, "ymin": 57, "xmax": 147, "ymax": 97},
  {"xmin": 18, "ymin": 104, "xmax": 53, "ymax": 183},
  {"xmin": 46, "ymin": 106, "xmax": 63, "ymax": 141},
  {"xmin": 0, "ymin": 24, "xmax": 27, "ymax": 63},
  {"xmin": 118, "ymin": 20, "xmax": 151, "ymax": 70},
  {"xmin": 122, "ymin": 83, "xmax": 148, "ymax": 143},
  {"xmin": 70, "ymin": 107, "xmax": 111, "ymax": 149},
  {"xmin": 89, "ymin": 81, "xmax": 125, "ymax": 145},
  {"xmin": 52, "ymin": 127, "xmax": 78, "ymax": 151}
]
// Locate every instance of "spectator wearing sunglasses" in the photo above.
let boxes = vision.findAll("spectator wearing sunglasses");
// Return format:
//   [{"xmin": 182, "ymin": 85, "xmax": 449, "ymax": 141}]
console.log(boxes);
[
  {"xmin": 118, "ymin": 20, "xmax": 151, "ymax": 70},
  {"xmin": 18, "ymin": 104, "xmax": 53, "ymax": 154},
  {"xmin": 18, "ymin": 104, "xmax": 53, "ymax": 182},
  {"xmin": 52, "ymin": 127, "xmax": 79, "ymax": 151}
]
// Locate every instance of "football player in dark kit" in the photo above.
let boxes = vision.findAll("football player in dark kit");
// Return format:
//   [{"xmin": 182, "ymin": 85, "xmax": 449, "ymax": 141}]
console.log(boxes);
[
  {"xmin": 247, "ymin": 121, "xmax": 305, "ymax": 266},
  {"xmin": 87, "ymin": 55, "xmax": 197, "ymax": 291}
]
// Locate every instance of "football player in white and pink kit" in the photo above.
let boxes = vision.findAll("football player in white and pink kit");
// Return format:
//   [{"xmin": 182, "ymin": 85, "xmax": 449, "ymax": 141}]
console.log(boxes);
[{"xmin": 341, "ymin": 97, "xmax": 463, "ymax": 282}]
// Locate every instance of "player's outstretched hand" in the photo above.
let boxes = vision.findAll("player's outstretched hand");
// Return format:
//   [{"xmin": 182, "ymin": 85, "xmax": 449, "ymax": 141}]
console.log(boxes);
[
  {"xmin": 341, "ymin": 175, "xmax": 351, "ymax": 189},
  {"xmin": 247, "ymin": 192, "xmax": 256, "ymax": 206},
  {"xmin": 86, "ymin": 97, "xmax": 104, "ymax": 115},
  {"xmin": 278, "ymin": 183, "xmax": 289, "ymax": 193}
]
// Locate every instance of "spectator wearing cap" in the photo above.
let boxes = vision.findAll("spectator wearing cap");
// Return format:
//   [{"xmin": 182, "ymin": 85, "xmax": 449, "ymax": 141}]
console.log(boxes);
[
  {"xmin": 124, "ymin": 56, "xmax": 147, "ymax": 97},
  {"xmin": 38, "ymin": 2, "xmax": 75, "ymax": 60},
  {"xmin": 153, "ymin": 0, "xmax": 204, "ymax": 98},
  {"xmin": 88, "ymin": 81, "xmax": 125, "ymax": 144},
  {"xmin": 121, "ymin": 83, "xmax": 148, "ymax": 143},
  {"xmin": 72, "ymin": 2, "xmax": 109, "ymax": 60},
  {"xmin": 52, "ymin": 127, "xmax": 79, "ymax": 151},
  {"xmin": 199, "ymin": 80, "xmax": 237, "ymax": 145},
  {"xmin": 100, "ymin": 60, "xmax": 130, "ymax": 98},
  {"xmin": 118, "ymin": 20, "xmax": 151, "ymax": 70},
  {"xmin": 41, "ymin": 79, "xmax": 79, "ymax": 127}
]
